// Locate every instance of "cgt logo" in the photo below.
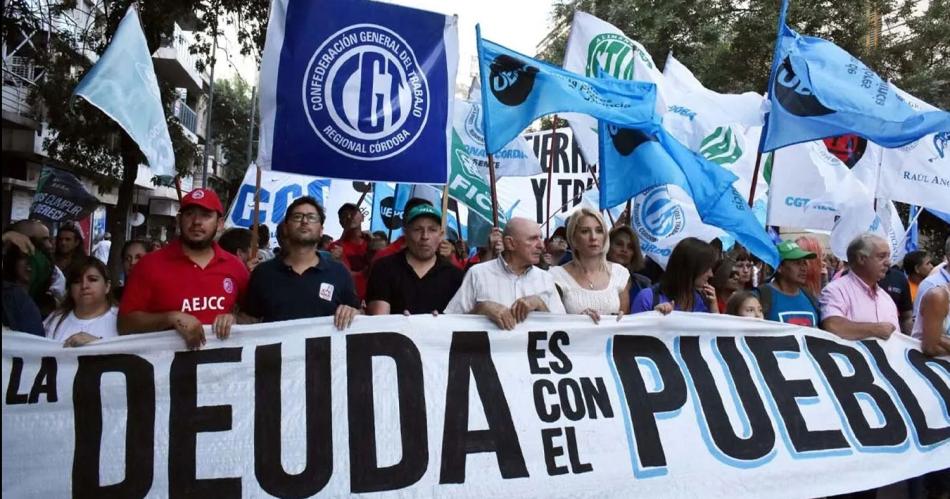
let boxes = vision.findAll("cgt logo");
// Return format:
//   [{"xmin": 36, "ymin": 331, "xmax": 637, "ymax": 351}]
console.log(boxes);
[
  {"xmin": 785, "ymin": 196, "xmax": 811, "ymax": 208},
  {"xmin": 634, "ymin": 186, "xmax": 685, "ymax": 243},
  {"xmin": 774, "ymin": 57, "xmax": 834, "ymax": 117},
  {"xmin": 304, "ymin": 24, "xmax": 429, "ymax": 160},
  {"xmin": 489, "ymin": 55, "xmax": 539, "ymax": 106}
]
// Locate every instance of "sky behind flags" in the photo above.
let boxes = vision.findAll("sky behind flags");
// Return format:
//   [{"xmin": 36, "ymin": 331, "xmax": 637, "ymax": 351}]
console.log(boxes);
[{"xmin": 257, "ymin": 0, "xmax": 458, "ymax": 183}]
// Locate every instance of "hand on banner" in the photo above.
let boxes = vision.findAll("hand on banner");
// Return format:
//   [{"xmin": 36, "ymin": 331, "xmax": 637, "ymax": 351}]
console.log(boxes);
[
  {"xmin": 871, "ymin": 322, "xmax": 897, "ymax": 340},
  {"xmin": 582, "ymin": 308, "xmax": 601, "ymax": 324},
  {"xmin": 171, "ymin": 312, "xmax": 205, "ymax": 350},
  {"xmin": 212, "ymin": 313, "xmax": 236, "ymax": 340},
  {"xmin": 655, "ymin": 301, "xmax": 675, "ymax": 315},
  {"xmin": 62, "ymin": 332, "xmax": 99, "ymax": 348},
  {"xmin": 477, "ymin": 301, "xmax": 517, "ymax": 330},
  {"xmin": 511, "ymin": 295, "xmax": 546, "ymax": 322},
  {"xmin": 334, "ymin": 305, "xmax": 359, "ymax": 330},
  {"xmin": 2, "ymin": 231, "xmax": 35, "ymax": 255}
]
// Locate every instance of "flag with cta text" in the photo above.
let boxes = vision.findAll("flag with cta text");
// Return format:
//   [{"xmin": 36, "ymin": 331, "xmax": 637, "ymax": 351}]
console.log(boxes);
[
  {"xmin": 761, "ymin": 16, "xmax": 950, "ymax": 152},
  {"xmin": 257, "ymin": 0, "xmax": 458, "ymax": 183},
  {"xmin": 476, "ymin": 26, "xmax": 656, "ymax": 154},
  {"xmin": 73, "ymin": 5, "xmax": 175, "ymax": 178}
]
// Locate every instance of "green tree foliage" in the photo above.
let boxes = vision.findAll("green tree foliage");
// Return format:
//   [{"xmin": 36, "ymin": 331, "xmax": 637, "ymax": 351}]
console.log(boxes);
[
  {"xmin": 2, "ymin": 0, "xmax": 268, "ymax": 275},
  {"xmin": 210, "ymin": 76, "xmax": 255, "ymax": 187}
]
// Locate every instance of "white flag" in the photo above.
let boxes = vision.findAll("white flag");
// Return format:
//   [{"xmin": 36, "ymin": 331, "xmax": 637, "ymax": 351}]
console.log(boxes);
[{"xmin": 877, "ymin": 86, "xmax": 950, "ymax": 213}]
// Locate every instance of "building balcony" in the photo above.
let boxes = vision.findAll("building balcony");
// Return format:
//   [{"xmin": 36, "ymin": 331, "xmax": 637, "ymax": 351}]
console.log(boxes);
[
  {"xmin": 2, "ymin": 57, "xmax": 40, "ymax": 129},
  {"xmin": 173, "ymin": 99, "xmax": 199, "ymax": 142},
  {"xmin": 152, "ymin": 23, "xmax": 203, "ymax": 93}
]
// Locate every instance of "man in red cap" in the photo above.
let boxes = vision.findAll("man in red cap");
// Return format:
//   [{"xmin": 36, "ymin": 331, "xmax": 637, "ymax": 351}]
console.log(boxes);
[{"xmin": 118, "ymin": 188, "xmax": 250, "ymax": 349}]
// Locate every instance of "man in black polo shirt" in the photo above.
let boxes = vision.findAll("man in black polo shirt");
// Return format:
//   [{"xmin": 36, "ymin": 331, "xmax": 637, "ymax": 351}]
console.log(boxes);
[
  {"xmin": 366, "ymin": 204, "xmax": 464, "ymax": 315},
  {"xmin": 243, "ymin": 196, "xmax": 360, "ymax": 329}
]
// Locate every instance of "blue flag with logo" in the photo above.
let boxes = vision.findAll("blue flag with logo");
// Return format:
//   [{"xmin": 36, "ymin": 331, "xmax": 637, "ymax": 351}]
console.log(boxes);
[
  {"xmin": 762, "ymin": 19, "xmax": 950, "ymax": 151},
  {"xmin": 476, "ymin": 26, "xmax": 656, "ymax": 154},
  {"xmin": 73, "ymin": 5, "xmax": 175, "ymax": 178},
  {"xmin": 370, "ymin": 183, "xmax": 412, "ymax": 238},
  {"xmin": 257, "ymin": 0, "xmax": 458, "ymax": 183},
  {"xmin": 599, "ymin": 120, "xmax": 779, "ymax": 267}
]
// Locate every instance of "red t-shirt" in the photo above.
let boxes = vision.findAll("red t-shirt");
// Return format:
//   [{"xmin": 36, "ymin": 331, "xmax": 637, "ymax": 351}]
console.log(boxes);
[{"xmin": 119, "ymin": 240, "xmax": 250, "ymax": 325}]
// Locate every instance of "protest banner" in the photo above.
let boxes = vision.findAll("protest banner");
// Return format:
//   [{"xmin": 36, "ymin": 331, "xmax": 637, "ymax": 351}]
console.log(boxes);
[
  {"xmin": 29, "ymin": 166, "xmax": 98, "ymax": 223},
  {"xmin": 3, "ymin": 314, "xmax": 947, "ymax": 498},
  {"xmin": 225, "ymin": 165, "xmax": 330, "ymax": 247}
]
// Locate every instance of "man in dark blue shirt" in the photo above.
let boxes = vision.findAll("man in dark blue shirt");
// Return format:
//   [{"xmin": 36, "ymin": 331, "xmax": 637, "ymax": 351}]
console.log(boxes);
[
  {"xmin": 243, "ymin": 197, "xmax": 359, "ymax": 328},
  {"xmin": 757, "ymin": 240, "xmax": 821, "ymax": 328}
]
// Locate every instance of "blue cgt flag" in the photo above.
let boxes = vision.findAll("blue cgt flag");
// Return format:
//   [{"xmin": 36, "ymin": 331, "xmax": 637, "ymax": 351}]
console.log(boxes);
[
  {"xmin": 73, "ymin": 5, "xmax": 175, "ymax": 178},
  {"xmin": 258, "ymin": 0, "xmax": 459, "ymax": 183},
  {"xmin": 476, "ymin": 26, "xmax": 656, "ymax": 155},
  {"xmin": 599, "ymin": 121, "xmax": 779, "ymax": 267},
  {"xmin": 761, "ymin": 8, "xmax": 950, "ymax": 151}
]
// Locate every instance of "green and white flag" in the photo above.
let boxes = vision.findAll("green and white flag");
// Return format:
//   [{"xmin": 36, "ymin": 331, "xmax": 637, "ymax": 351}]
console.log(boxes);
[{"xmin": 448, "ymin": 129, "xmax": 500, "ymax": 224}]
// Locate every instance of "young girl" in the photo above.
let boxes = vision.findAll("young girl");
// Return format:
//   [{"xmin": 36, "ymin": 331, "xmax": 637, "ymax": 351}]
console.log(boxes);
[
  {"xmin": 725, "ymin": 291, "xmax": 764, "ymax": 319},
  {"xmin": 44, "ymin": 257, "xmax": 118, "ymax": 347}
]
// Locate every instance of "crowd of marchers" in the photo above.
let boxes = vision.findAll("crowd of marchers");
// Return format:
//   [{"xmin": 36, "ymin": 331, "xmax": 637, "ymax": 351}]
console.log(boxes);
[{"xmin": 3, "ymin": 187, "xmax": 948, "ymax": 359}]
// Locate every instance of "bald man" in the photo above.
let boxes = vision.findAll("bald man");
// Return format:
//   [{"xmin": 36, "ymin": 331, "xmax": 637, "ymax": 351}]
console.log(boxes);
[{"xmin": 445, "ymin": 217, "xmax": 565, "ymax": 329}]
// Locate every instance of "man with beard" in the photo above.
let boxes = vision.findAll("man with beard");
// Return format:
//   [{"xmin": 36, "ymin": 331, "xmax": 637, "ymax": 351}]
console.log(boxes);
[
  {"xmin": 819, "ymin": 233, "xmax": 898, "ymax": 340},
  {"xmin": 445, "ymin": 217, "xmax": 564, "ymax": 329},
  {"xmin": 756, "ymin": 240, "xmax": 821, "ymax": 327},
  {"xmin": 243, "ymin": 196, "xmax": 359, "ymax": 329},
  {"xmin": 118, "ymin": 188, "xmax": 250, "ymax": 349},
  {"xmin": 366, "ymin": 204, "xmax": 464, "ymax": 315}
]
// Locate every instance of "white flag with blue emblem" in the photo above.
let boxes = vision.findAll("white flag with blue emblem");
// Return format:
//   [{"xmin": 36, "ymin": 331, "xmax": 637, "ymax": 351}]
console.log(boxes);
[
  {"xmin": 73, "ymin": 5, "xmax": 175, "ymax": 178},
  {"xmin": 257, "ymin": 0, "xmax": 458, "ymax": 183}
]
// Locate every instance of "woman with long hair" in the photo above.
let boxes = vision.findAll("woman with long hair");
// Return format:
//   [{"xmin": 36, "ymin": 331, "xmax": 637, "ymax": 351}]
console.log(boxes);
[
  {"xmin": 44, "ymin": 256, "xmax": 118, "ymax": 347},
  {"xmin": 632, "ymin": 237, "xmax": 719, "ymax": 314},
  {"xmin": 795, "ymin": 235, "xmax": 826, "ymax": 295},
  {"xmin": 551, "ymin": 208, "xmax": 630, "ymax": 323},
  {"xmin": 607, "ymin": 225, "xmax": 652, "ymax": 302},
  {"xmin": 114, "ymin": 239, "xmax": 150, "ymax": 301},
  {"xmin": 711, "ymin": 256, "xmax": 741, "ymax": 312}
]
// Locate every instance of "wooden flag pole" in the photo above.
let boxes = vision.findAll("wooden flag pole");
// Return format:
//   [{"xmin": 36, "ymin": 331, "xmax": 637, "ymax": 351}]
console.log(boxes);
[
  {"xmin": 488, "ymin": 153, "xmax": 499, "ymax": 227},
  {"xmin": 249, "ymin": 164, "xmax": 262, "ymax": 262},
  {"xmin": 441, "ymin": 184, "xmax": 450, "ymax": 232},
  {"xmin": 545, "ymin": 116, "xmax": 558, "ymax": 239}
]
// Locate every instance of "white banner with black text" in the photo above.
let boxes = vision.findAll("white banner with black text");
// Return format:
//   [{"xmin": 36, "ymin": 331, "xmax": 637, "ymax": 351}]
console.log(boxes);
[{"xmin": 2, "ymin": 314, "xmax": 948, "ymax": 498}]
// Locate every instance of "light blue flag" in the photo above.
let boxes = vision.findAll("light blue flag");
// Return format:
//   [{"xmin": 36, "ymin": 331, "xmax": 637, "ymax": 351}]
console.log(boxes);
[
  {"xmin": 599, "ymin": 121, "xmax": 779, "ymax": 267},
  {"xmin": 476, "ymin": 25, "xmax": 657, "ymax": 154},
  {"xmin": 371, "ymin": 183, "xmax": 412, "ymax": 238},
  {"xmin": 73, "ymin": 5, "xmax": 175, "ymax": 177},
  {"xmin": 762, "ymin": 7, "xmax": 950, "ymax": 151},
  {"xmin": 928, "ymin": 208, "xmax": 950, "ymax": 226}
]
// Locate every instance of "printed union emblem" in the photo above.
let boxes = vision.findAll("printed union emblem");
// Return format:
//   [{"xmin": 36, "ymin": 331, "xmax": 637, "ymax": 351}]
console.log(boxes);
[
  {"xmin": 223, "ymin": 277, "xmax": 234, "ymax": 294},
  {"xmin": 191, "ymin": 190, "xmax": 205, "ymax": 199},
  {"xmin": 303, "ymin": 24, "xmax": 429, "ymax": 160},
  {"xmin": 464, "ymin": 103, "xmax": 484, "ymax": 143},
  {"xmin": 634, "ymin": 186, "xmax": 685, "ymax": 243},
  {"xmin": 586, "ymin": 33, "xmax": 651, "ymax": 79}
]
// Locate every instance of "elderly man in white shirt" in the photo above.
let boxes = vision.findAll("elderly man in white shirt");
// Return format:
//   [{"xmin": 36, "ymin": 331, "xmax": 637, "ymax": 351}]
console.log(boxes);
[{"xmin": 445, "ymin": 217, "xmax": 565, "ymax": 329}]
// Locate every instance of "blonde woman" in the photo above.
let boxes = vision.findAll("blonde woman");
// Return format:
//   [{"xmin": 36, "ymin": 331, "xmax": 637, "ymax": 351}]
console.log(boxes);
[{"xmin": 550, "ymin": 208, "xmax": 631, "ymax": 323}]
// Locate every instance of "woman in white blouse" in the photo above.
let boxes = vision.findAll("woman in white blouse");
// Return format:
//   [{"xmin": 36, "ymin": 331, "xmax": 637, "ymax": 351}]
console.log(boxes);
[
  {"xmin": 550, "ymin": 208, "xmax": 631, "ymax": 323},
  {"xmin": 44, "ymin": 257, "xmax": 118, "ymax": 347}
]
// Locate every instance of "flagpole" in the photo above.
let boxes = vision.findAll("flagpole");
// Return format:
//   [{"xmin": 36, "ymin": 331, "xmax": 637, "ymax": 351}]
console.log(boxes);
[
  {"xmin": 545, "ymin": 116, "xmax": 558, "ymax": 239},
  {"xmin": 488, "ymin": 153, "xmax": 499, "ymax": 227},
  {"xmin": 249, "ymin": 164, "xmax": 262, "ymax": 262},
  {"xmin": 895, "ymin": 205, "xmax": 924, "ymax": 251},
  {"xmin": 540, "ymin": 189, "xmax": 592, "ymax": 231},
  {"xmin": 453, "ymin": 203, "xmax": 463, "ymax": 240},
  {"xmin": 748, "ymin": 150, "xmax": 764, "ymax": 208},
  {"xmin": 441, "ymin": 184, "xmax": 450, "ymax": 232}
]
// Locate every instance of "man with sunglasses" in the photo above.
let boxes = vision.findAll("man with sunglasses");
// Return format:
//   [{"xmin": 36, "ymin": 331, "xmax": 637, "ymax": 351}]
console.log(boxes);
[{"xmin": 243, "ymin": 197, "xmax": 360, "ymax": 329}]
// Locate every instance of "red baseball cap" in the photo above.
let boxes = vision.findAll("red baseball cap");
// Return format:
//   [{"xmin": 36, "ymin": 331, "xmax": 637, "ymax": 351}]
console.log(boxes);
[{"xmin": 181, "ymin": 188, "xmax": 224, "ymax": 215}]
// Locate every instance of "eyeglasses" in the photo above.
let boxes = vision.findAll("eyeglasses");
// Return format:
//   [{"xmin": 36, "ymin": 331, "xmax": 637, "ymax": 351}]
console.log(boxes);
[
  {"xmin": 735, "ymin": 262, "xmax": 753, "ymax": 269},
  {"xmin": 289, "ymin": 213, "xmax": 321, "ymax": 224}
]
